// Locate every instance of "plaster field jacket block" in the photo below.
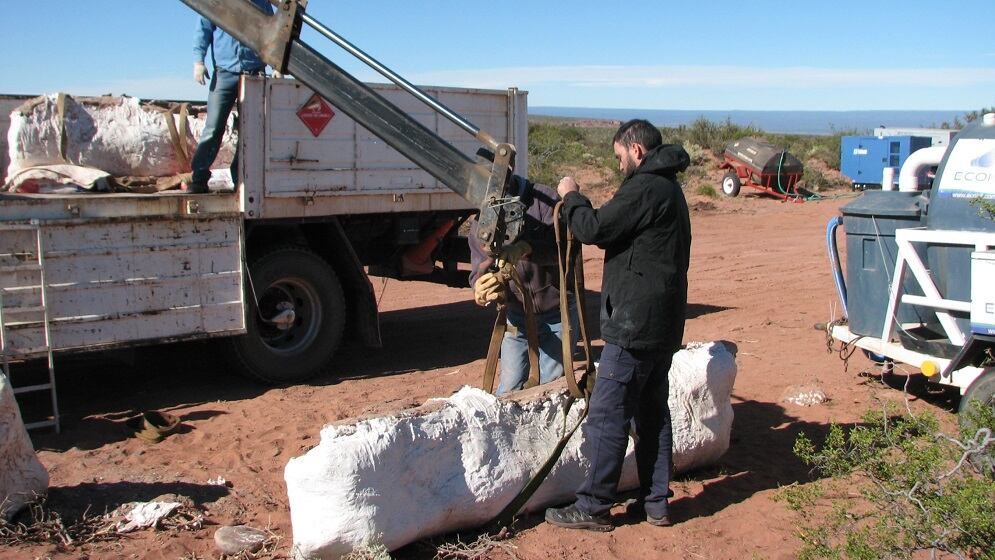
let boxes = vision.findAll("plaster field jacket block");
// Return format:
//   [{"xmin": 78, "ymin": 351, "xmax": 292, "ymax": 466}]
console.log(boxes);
[
  {"xmin": 562, "ymin": 144, "xmax": 691, "ymax": 351},
  {"xmin": 0, "ymin": 373, "xmax": 49, "ymax": 521},
  {"xmin": 285, "ymin": 341, "xmax": 737, "ymax": 559}
]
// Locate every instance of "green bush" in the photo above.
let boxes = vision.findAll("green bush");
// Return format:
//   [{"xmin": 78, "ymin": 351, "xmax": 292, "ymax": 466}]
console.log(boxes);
[
  {"xmin": 526, "ymin": 118, "xmax": 853, "ymax": 196},
  {"xmin": 785, "ymin": 406, "xmax": 995, "ymax": 559},
  {"xmin": 971, "ymin": 197, "xmax": 995, "ymax": 221},
  {"xmin": 527, "ymin": 123, "xmax": 615, "ymax": 186},
  {"xmin": 802, "ymin": 167, "xmax": 849, "ymax": 193},
  {"xmin": 682, "ymin": 141, "xmax": 710, "ymax": 166},
  {"xmin": 664, "ymin": 117, "xmax": 763, "ymax": 155},
  {"xmin": 696, "ymin": 185, "xmax": 719, "ymax": 199}
]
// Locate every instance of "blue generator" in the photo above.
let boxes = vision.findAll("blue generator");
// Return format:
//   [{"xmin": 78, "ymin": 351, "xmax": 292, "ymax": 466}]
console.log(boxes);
[{"xmin": 841, "ymin": 135, "xmax": 933, "ymax": 189}]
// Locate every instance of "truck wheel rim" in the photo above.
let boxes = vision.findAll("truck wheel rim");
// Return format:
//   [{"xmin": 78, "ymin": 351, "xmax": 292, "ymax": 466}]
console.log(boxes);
[
  {"xmin": 723, "ymin": 177, "xmax": 735, "ymax": 193},
  {"xmin": 256, "ymin": 278, "xmax": 322, "ymax": 355}
]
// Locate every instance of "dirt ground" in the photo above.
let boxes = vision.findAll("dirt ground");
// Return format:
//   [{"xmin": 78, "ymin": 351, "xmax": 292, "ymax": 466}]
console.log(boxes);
[{"xmin": 7, "ymin": 184, "xmax": 961, "ymax": 559}]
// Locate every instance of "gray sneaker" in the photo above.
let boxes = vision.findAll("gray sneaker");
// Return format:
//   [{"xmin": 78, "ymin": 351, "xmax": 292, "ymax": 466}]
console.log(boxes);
[
  {"xmin": 544, "ymin": 504, "xmax": 613, "ymax": 532},
  {"xmin": 646, "ymin": 512, "xmax": 673, "ymax": 527},
  {"xmin": 625, "ymin": 499, "xmax": 673, "ymax": 526}
]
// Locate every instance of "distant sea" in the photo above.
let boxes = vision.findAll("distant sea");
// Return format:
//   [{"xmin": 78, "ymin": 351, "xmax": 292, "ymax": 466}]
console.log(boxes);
[{"xmin": 531, "ymin": 106, "xmax": 967, "ymax": 136}]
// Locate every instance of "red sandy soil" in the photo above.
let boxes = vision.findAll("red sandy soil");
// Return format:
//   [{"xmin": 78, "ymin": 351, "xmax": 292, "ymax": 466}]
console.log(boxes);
[{"xmin": 6, "ymin": 184, "xmax": 960, "ymax": 560}]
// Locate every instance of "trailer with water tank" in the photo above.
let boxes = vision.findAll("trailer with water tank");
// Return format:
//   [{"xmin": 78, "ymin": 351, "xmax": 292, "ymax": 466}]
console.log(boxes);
[{"xmin": 826, "ymin": 113, "xmax": 995, "ymax": 435}]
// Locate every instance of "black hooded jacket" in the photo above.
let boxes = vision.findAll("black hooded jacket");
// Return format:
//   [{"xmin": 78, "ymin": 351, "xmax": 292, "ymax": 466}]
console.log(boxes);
[{"xmin": 562, "ymin": 144, "xmax": 691, "ymax": 351}]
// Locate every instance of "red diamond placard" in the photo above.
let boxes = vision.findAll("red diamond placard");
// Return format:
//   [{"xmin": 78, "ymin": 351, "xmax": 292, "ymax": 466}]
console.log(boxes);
[{"xmin": 296, "ymin": 93, "xmax": 335, "ymax": 137}]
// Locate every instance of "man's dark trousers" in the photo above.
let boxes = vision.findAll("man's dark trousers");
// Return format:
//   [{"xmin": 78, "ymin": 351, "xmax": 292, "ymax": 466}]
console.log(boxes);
[{"xmin": 575, "ymin": 342, "xmax": 674, "ymax": 518}]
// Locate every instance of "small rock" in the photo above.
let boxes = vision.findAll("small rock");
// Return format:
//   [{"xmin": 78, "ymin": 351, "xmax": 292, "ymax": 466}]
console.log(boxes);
[
  {"xmin": 215, "ymin": 525, "xmax": 268, "ymax": 555},
  {"xmin": 781, "ymin": 384, "xmax": 829, "ymax": 407}
]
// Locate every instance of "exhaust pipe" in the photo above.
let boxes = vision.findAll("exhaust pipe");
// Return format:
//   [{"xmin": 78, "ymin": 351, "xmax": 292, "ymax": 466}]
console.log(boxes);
[{"xmin": 898, "ymin": 145, "xmax": 947, "ymax": 192}]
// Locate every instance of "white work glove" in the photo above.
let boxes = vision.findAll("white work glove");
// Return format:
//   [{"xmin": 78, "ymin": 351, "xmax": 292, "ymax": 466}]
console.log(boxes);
[
  {"xmin": 473, "ymin": 271, "xmax": 506, "ymax": 307},
  {"xmin": 194, "ymin": 62, "xmax": 207, "ymax": 85},
  {"xmin": 557, "ymin": 176, "xmax": 580, "ymax": 198},
  {"xmin": 496, "ymin": 241, "xmax": 532, "ymax": 269},
  {"xmin": 272, "ymin": 70, "xmax": 283, "ymax": 79}
]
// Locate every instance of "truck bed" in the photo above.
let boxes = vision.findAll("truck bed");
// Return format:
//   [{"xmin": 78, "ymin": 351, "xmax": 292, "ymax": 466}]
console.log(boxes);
[{"xmin": 0, "ymin": 191, "xmax": 244, "ymax": 358}]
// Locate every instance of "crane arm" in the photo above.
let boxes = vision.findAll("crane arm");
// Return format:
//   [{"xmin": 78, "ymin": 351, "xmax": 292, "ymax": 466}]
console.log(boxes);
[{"xmin": 179, "ymin": 0, "xmax": 524, "ymax": 255}]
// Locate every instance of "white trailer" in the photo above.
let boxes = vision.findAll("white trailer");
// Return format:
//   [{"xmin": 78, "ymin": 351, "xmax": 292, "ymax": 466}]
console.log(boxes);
[
  {"xmin": 0, "ymin": 78, "xmax": 528, "ymax": 429},
  {"xmin": 826, "ymin": 115, "xmax": 995, "ymax": 443}
]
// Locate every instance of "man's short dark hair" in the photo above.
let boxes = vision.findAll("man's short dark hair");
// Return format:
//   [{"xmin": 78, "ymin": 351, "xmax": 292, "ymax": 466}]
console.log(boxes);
[{"xmin": 612, "ymin": 119, "xmax": 662, "ymax": 150}]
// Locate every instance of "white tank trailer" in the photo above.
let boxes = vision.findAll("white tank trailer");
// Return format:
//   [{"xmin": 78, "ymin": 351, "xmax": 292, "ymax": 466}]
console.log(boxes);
[{"xmin": 826, "ymin": 114, "xmax": 995, "ymax": 425}]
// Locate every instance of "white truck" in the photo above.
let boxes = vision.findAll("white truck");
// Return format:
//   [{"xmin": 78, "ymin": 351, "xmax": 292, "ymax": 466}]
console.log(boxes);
[{"xmin": 1, "ymin": 1, "xmax": 531, "ymax": 429}]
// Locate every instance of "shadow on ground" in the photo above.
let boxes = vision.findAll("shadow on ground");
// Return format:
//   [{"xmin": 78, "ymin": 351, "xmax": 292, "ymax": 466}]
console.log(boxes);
[
  {"xmin": 18, "ymin": 290, "xmax": 736, "ymax": 453},
  {"xmin": 11, "ymin": 481, "xmax": 230, "ymax": 525},
  {"xmin": 667, "ymin": 397, "xmax": 832, "ymax": 521}
]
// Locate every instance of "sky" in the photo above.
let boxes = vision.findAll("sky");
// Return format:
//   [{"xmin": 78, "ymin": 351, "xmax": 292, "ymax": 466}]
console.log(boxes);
[{"xmin": 0, "ymin": 0, "xmax": 992, "ymax": 112}]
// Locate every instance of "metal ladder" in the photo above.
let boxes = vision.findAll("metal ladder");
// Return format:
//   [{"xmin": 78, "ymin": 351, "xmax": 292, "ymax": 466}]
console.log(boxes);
[{"xmin": 0, "ymin": 220, "xmax": 60, "ymax": 433}]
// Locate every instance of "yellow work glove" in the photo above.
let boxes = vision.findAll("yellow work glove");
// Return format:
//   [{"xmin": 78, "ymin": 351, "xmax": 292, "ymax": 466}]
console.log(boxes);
[
  {"xmin": 496, "ymin": 241, "xmax": 532, "ymax": 269},
  {"xmin": 473, "ymin": 271, "xmax": 506, "ymax": 307},
  {"xmin": 194, "ymin": 62, "xmax": 207, "ymax": 85}
]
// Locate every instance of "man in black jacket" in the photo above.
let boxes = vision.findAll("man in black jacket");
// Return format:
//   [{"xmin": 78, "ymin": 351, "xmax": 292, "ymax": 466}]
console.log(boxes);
[{"xmin": 545, "ymin": 119, "xmax": 691, "ymax": 531}]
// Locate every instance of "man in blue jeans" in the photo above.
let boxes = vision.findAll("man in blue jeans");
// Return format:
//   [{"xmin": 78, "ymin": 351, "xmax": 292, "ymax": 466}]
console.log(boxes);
[
  {"xmin": 545, "ymin": 119, "xmax": 691, "ymax": 531},
  {"xmin": 469, "ymin": 175, "xmax": 577, "ymax": 395},
  {"xmin": 186, "ymin": 0, "xmax": 277, "ymax": 193}
]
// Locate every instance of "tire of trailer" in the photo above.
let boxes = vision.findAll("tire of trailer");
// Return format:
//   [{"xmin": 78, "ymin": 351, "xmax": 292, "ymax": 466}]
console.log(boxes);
[
  {"xmin": 721, "ymin": 172, "xmax": 741, "ymax": 197},
  {"xmin": 229, "ymin": 246, "xmax": 346, "ymax": 384},
  {"xmin": 958, "ymin": 369, "xmax": 995, "ymax": 477}
]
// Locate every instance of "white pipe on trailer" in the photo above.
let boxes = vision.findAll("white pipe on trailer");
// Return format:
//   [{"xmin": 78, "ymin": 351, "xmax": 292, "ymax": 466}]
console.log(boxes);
[
  {"xmin": 898, "ymin": 145, "xmax": 947, "ymax": 192},
  {"xmin": 882, "ymin": 166, "xmax": 896, "ymax": 191}
]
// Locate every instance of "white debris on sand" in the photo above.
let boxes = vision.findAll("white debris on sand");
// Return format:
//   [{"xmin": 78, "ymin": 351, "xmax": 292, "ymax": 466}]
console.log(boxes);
[
  {"xmin": 0, "ymin": 373, "xmax": 49, "ymax": 522},
  {"xmin": 111, "ymin": 501, "xmax": 183, "ymax": 533},
  {"xmin": 285, "ymin": 341, "xmax": 737, "ymax": 559},
  {"xmin": 781, "ymin": 384, "xmax": 830, "ymax": 407}
]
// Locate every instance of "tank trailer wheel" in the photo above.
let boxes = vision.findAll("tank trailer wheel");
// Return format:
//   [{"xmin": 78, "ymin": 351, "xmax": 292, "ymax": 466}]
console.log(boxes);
[
  {"xmin": 721, "ymin": 172, "xmax": 741, "ymax": 197},
  {"xmin": 229, "ymin": 246, "xmax": 346, "ymax": 384},
  {"xmin": 958, "ymin": 370, "xmax": 995, "ymax": 478}
]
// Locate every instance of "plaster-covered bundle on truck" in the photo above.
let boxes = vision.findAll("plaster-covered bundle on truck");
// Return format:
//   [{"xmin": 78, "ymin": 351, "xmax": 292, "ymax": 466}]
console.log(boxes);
[{"xmin": 4, "ymin": 93, "xmax": 235, "ymax": 193}]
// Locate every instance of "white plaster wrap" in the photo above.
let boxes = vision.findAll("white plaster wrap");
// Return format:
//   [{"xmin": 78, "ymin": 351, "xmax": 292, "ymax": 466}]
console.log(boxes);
[
  {"xmin": 6, "ymin": 93, "xmax": 234, "ymax": 182},
  {"xmin": 0, "ymin": 373, "xmax": 49, "ymax": 521},
  {"xmin": 286, "ymin": 341, "xmax": 736, "ymax": 558}
]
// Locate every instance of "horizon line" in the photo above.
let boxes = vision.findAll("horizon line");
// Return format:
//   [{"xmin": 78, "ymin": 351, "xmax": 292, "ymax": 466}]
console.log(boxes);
[{"xmin": 531, "ymin": 105, "xmax": 974, "ymax": 114}]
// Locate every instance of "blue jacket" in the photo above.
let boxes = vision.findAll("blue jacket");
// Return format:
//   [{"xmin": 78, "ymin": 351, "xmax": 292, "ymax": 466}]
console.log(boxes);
[{"xmin": 193, "ymin": 0, "xmax": 273, "ymax": 73}]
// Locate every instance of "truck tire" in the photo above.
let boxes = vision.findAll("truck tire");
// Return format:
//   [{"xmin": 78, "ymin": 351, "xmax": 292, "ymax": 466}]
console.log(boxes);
[
  {"xmin": 721, "ymin": 172, "xmax": 741, "ymax": 197},
  {"xmin": 958, "ymin": 369, "xmax": 995, "ymax": 477},
  {"xmin": 230, "ymin": 246, "xmax": 345, "ymax": 384}
]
